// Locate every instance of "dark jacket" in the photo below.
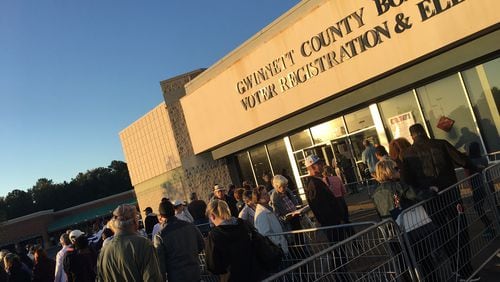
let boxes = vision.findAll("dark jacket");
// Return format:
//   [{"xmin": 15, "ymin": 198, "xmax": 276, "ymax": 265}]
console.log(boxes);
[
  {"xmin": 305, "ymin": 176, "xmax": 344, "ymax": 227},
  {"xmin": 402, "ymin": 136, "xmax": 477, "ymax": 191},
  {"xmin": 205, "ymin": 218, "xmax": 267, "ymax": 282},
  {"xmin": 153, "ymin": 217, "xmax": 204, "ymax": 282},
  {"xmin": 32, "ymin": 257, "xmax": 56, "ymax": 282},
  {"xmin": 6, "ymin": 262, "xmax": 31, "ymax": 282},
  {"xmin": 64, "ymin": 248, "xmax": 97, "ymax": 282},
  {"xmin": 212, "ymin": 196, "xmax": 239, "ymax": 217},
  {"xmin": 144, "ymin": 214, "xmax": 159, "ymax": 239},
  {"xmin": 187, "ymin": 199, "xmax": 208, "ymax": 221}
]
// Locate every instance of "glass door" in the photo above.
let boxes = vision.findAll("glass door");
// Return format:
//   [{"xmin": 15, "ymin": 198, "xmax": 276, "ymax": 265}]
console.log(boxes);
[{"xmin": 330, "ymin": 137, "xmax": 358, "ymax": 185}]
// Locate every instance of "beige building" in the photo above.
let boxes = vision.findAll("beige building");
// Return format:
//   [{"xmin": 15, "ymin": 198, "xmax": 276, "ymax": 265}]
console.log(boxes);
[
  {"xmin": 120, "ymin": 70, "xmax": 235, "ymax": 212},
  {"xmin": 121, "ymin": 0, "xmax": 499, "ymax": 210}
]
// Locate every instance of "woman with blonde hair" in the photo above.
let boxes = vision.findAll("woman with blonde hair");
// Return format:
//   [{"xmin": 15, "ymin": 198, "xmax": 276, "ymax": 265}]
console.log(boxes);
[
  {"xmin": 372, "ymin": 159, "xmax": 416, "ymax": 219},
  {"xmin": 205, "ymin": 199, "xmax": 266, "ymax": 281}
]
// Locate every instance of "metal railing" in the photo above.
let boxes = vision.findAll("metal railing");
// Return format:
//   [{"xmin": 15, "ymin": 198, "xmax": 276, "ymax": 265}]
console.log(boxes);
[
  {"xmin": 263, "ymin": 219, "xmax": 414, "ymax": 281},
  {"xmin": 199, "ymin": 163, "xmax": 500, "ymax": 281},
  {"xmin": 199, "ymin": 222, "xmax": 377, "ymax": 282},
  {"xmin": 397, "ymin": 164, "xmax": 500, "ymax": 281}
]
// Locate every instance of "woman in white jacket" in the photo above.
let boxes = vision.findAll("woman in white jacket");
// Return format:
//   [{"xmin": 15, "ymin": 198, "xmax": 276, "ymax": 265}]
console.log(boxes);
[{"xmin": 253, "ymin": 186, "xmax": 289, "ymax": 255}]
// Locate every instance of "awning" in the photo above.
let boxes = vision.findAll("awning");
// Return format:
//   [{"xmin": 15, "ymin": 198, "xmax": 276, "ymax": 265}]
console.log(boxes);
[{"xmin": 48, "ymin": 199, "xmax": 137, "ymax": 233}]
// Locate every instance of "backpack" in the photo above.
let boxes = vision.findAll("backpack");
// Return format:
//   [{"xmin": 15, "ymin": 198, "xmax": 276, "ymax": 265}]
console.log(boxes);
[{"xmin": 243, "ymin": 221, "xmax": 284, "ymax": 271}]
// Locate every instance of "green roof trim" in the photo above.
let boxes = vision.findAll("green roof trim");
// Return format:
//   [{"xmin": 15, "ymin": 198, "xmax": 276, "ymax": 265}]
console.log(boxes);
[{"xmin": 48, "ymin": 199, "xmax": 137, "ymax": 232}]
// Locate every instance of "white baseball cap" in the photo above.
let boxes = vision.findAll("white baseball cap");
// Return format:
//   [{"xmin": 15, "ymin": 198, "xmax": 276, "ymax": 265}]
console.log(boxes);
[
  {"xmin": 69, "ymin": 230, "xmax": 85, "ymax": 243},
  {"xmin": 304, "ymin": 155, "xmax": 322, "ymax": 167}
]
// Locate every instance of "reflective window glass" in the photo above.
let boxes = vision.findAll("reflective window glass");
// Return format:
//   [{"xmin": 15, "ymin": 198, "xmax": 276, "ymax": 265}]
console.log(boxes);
[
  {"xmin": 289, "ymin": 129, "xmax": 312, "ymax": 151},
  {"xmin": 310, "ymin": 118, "xmax": 346, "ymax": 144},
  {"xmin": 266, "ymin": 139, "xmax": 293, "ymax": 177},
  {"xmin": 461, "ymin": 57, "xmax": 500, "ymax": 153},
  {"xmin": 344, "ymin": 108, "xmax": 374, "ymax": 133},
  {"xmin": 416, "ymin": 74, "xmax": 481, "ymax": 152},
  {"xmin": 249, "ymin": 146, "xmax": 272, "ymax": 186},
  {"xmin": 236, "ymin": 152, "xmax": 255, "ymax": 186},
  {"xmin": 266, "ymin": 138, "xmax": 298, "ymax": 191}
]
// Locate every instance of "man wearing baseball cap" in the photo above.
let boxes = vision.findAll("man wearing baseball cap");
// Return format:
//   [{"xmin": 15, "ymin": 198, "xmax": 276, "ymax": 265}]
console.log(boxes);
[
  {"xmin": 211, "ymin": 184, "xmax": 239, "ymax": 217},
  {"xmin": 97, "ymin": 204, "xmax": 162, "ymax": 281},
  {"xmin": 304, "ymin": 155, "xmax": 346, "ymax": 242}
]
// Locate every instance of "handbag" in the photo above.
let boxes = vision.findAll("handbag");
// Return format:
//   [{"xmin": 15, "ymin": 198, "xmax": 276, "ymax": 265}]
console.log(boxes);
[
  {"xmin": 436, "ymin": 116, "xmax": 455, "ymax": 132},
  {"xmin": 244, "ymin": 222, "xmax": 284, "ymax": 271}
]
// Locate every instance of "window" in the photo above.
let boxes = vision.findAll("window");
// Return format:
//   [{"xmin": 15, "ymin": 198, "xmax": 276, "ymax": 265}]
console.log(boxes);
[
  {"xmin": 378, "ymin": 91, "xmax": 425, "ymax": 141},
  {"xmin": 416, "ymin": 74, "xmax": 481, "ymax": 151},
  {"xmin": 461, "ymin": 57, "xmax": 500, "ymax": 153},
  {"xmin": 236, "ymin": 152, "xmax": 255, "ymax": 186},
  {"xmin": 344, "ymin": 108, "xmax": 374, "ymax": 133},
  {"xmin": 249, "ymin": 146, "xmax": 272, "ymax": 186},
  {"xmin": 310, "ymin": 117, "xmax": 346, "ymax": 144},
  {"xmin": 266, "ymin": 139, "xmax": 293, "ymax": 178},
  {"xmin": 289, "ymin": 129, "xmax": 312, "ymax": 151}
]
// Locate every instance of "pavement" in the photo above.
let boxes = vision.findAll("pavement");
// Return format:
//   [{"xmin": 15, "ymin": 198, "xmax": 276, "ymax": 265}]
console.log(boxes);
[{"xmin": 343, "ymin": 188, "xmax": 500, "ymax": 281}]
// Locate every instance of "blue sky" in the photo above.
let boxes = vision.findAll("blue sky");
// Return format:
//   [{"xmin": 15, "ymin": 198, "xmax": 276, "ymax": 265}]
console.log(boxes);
[{"xmin": 0, "ymin": 0, "xmax": 299, "ymax": 197}]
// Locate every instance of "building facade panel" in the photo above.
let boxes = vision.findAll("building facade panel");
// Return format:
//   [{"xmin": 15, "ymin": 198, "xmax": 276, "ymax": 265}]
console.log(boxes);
[
  {"xmin": 119, "ymin": 103, "xmax": 182, "ymax": 186},
  {"xmin": 181, "ymin": 0, "xmax": 500, "ymax": 154}
]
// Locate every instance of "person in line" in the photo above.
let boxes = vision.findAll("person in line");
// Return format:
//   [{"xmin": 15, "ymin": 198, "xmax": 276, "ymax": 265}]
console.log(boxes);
[
  {"xmin": 374, "ymin": 145, "xmax": 390, "ymax": 162},
  {"xmin": 253, "ymin": 186, "xmax": 289, "ymax": 255},
  {"xmin": 402, "ymin": 123, "xmax": 479, "ymax": 281},
  {"xmin": 270, "ymin": 175, "xmax": 300, "ymax": 230},
  {"xmin": 238, "ymin": 190, "xmax": 256, "ymax": 226},
  {"xmin": 143, "ymin": 207, "xmax": 159, "ymax": 240},
  {"xmin": 388, "ymin": 138, "xmax": 412, "ymax": 168},
  {"xmin": 100, "ymin": 227, "xmax": 114, "ymax": 249},
  {"xmin": 64, "ymin": 231, "xmax": 97, "ymax": 282},
  {"xmin": 54, "ymin": 233, "xmax": 71, "ymax": 282},
  {"xmin": 172, "ymin": 200, "xmax": 194, "ymax": 223},
  {"xmin": 372, "ymin": 159, "xmax": 416, "ymax": 219},
  {"xmin": 465, "ymin": 141, "xmax": 496, "ymax": 238},
  {"xmin": 151, "ymin": 198, "xmax": 170, "ymax": 238},
  {"xmin": 97, "ymin": 204, "xmax": 162, "ymax": 281},
  {"xmin": 212, "ymin": 184, "xmax": 239, "ymax": 217},
  {"xmin": 154, "ymin": 200, "xmax": 204, "ymax": 281},
  {"xmin": 261, "ymin": 172, "xmax": 274, "ymax": 193},
  {"xmin": 14, "ymin": 243, "xmax": 33, "ymax": 272},
  {"xmin": 0, "ymin": 250, "xmax": 9, "ymax": 282},
  {"xmin": 3, "ymin": 253, "xmax": 32, "ymax": 282},
  {"xmin": 323, "ymin": 165, "xmax": 350, "ymax": 224},
  {"xmin": 187, "ymin": 192, "xmax": 208, "ymax": 225},
  {"xmin": 304, "ymin": 155, "xmax": 346, "ymax": 242},
  {"xmin": 362, "ymin": 139, "xmax": 378, "ymax": 177},
  {"xmin": 205, "ymin": 199, "xmax": 267, "ymax": 281},
  {"xmin": 388, "ymin": 137, "xmax": 412, "ymax": 185},
  {"xmin": 32, "ymin": 247, "xmax": 55, "ymax": 282},
  {"xmin": 234, "ymin": 188, "xmax": 246, "ymax": 213}
]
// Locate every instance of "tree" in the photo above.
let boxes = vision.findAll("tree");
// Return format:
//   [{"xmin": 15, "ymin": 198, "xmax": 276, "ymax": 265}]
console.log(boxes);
[
  {"xmin": 4, "ymin": 189, "xmax": 35, "ymax": 219},
  {"xmin": 0, "ymin": 160, "xmax": 134, "ymax": 219}
]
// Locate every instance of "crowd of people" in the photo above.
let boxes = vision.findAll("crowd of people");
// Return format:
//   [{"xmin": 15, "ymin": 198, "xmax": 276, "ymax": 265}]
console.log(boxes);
[{"xmin": 1, "ymin": 123, "xmax": 493, "ymax": 282}]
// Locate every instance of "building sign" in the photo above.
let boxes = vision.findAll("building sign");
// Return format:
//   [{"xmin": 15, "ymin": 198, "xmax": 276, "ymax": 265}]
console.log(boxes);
[
  {"xmin": 235, "ymin": 0, "xmax": 470, "ymax": 111},
  {"xmin": 181, "ymin": 0, "xmax": 499, "ymax": 154},
  {"xmin": 388, "ymin": 111, "xmax": 415, "ymax": 140}
]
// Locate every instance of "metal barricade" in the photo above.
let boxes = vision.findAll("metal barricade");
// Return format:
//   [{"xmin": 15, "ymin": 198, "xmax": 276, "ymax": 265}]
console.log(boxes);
[
  {"xmin": 397, "ymin": 172, "xmax": 500, "ymax": 281},
  {"xmin": 266, "ymin": 222, "xmax": 377, "ymax": 267},
  {"xmin": 263, "ymin": 219, "xmax": 413, "ymax": 281},
  {"xmin": 199, "ymin": 222, "xmax": 376, "ymax": 281},
  {"xmin": 483, "ymin": 163, "xmax": 500, "ymax": 222}
]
